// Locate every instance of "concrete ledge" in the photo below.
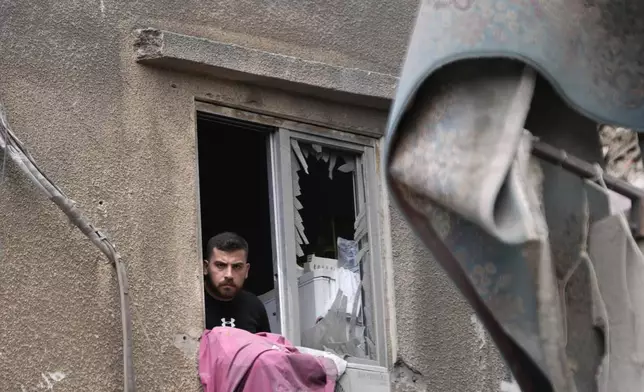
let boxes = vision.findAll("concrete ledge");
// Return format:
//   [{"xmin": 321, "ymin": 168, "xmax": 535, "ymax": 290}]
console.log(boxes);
[{"xmin": 134, "ymin": 28, "xmax": 397, "ymax": 109}]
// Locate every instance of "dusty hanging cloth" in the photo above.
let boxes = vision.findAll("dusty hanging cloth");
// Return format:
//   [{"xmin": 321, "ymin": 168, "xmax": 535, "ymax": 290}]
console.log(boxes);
[
  {"xmin": 545, "ymin": 173, "xmax": 611, "ymax": 392},
  {"xmin": 588, "ymin": 170, "xmax": 644, "ymax": 392},
  {"xmin": 385, "ymin": 60, "xmax": 575, "ymax": 391}
]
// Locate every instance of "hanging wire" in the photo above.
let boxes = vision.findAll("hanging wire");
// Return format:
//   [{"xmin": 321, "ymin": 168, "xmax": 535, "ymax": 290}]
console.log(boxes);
[{"xmin": 0, "ymin": 105, "xmax": 136, "ymax": 392}]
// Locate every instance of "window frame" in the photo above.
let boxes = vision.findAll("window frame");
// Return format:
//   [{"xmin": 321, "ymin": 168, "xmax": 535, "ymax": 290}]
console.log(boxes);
[{"xmin": 196, "ymin": 101, "xmax": 388, "ymax": 367}]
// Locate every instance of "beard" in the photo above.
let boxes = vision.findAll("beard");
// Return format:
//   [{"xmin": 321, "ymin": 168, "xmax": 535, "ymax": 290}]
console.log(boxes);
[{"xmin": 206, "ymin": 276, "xmax": 240, "ymax": 300}]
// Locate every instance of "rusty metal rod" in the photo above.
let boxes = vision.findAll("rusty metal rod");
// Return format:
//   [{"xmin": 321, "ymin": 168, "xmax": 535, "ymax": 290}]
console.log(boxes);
[
  {"xmin": 532, "ymin": 138, "xmax": 644, "ymax": 239},
  {"xmin": 532, "ymin": 139, "xmax": 644, "ymax": 200}
]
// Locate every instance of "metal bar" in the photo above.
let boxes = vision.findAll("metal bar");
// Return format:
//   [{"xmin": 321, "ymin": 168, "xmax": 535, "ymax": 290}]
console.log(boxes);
[
  {"xmin": 270, "ymin": 128, "xmax": 302, "ymax": 344},
  {"xmin": 533, "ymin": 139, "xmax": 644, "ymax": 199},
  {"xmin": 363, "ymin": 147, "xmax": 389, "ymax": 366},
  {"xmin": 532, "ymin": 138, "xmax": 644, "ymax": 238}
]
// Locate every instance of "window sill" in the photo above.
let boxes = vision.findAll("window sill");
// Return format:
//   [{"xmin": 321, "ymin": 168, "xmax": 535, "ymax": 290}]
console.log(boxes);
[
  {"xmin": 345, "ymin": 360, "xmax": 387, "ymax": 372},
  {"xmin": 340, "ymin": 362, "xmax": 390, "ymax": 391}
]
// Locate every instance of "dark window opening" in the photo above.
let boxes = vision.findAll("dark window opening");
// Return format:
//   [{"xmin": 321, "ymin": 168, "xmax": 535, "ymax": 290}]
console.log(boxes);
[
  {"xmin": 296, "ymin": 152, "xmax": 356, "ymax": 263},
  {"xmin": 196, "ymin": 113, "xmax": 275, "ymax": 297}
]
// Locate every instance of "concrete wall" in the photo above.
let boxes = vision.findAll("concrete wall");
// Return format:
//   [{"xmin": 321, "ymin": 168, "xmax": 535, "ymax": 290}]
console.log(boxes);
[
  {"xmin": 0, "ymin": 1, "xmax": 506, "ymax": 391},
  {"xmin": 389, "ymin": 207, "xmax": 508, "ymax": 392}
]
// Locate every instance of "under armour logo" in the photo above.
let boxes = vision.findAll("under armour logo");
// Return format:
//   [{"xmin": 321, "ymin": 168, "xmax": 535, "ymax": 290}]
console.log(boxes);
[{"xmin": 221, "ymin": 318, "xmax": 236, "ymax": 328}]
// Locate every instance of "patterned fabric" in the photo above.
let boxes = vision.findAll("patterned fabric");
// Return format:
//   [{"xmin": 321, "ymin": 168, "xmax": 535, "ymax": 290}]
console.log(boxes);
[
  {"xmin": 384, "ymin": 58, "xmax": 636, "ymax": 391},
  {"xmin": 388, "ymin": 0, "xmax": 644, "ymax": 133}
]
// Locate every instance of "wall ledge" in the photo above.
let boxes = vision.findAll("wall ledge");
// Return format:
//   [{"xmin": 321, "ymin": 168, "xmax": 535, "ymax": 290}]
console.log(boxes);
[{"xmin": 134, "ymin": 28, "xmax": 398, "ymax": 109}]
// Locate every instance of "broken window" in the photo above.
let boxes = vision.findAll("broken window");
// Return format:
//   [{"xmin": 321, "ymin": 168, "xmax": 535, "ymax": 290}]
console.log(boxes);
[
  {"xmin": 196, "ymin": 102, "xmax": 387, "ymax": 367},
  {"xmin": 270, "ymin": 128, "xmax": 384, "ymax": 363}
]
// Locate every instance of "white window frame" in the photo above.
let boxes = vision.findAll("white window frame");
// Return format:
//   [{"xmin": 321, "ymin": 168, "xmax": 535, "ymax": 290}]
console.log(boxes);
[{"xmin": 196, "ymin": 102, "xmax": 389, "ymax": 367}]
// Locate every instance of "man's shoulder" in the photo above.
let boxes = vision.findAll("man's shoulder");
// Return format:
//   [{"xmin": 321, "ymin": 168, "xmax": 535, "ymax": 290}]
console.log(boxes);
[
  {"xmin": 239, "ymin": 290, "xmax": 266, "ymax": 308},
  {"xmin": 239, "ymin": 289, "xmax": 262, "ymax": 303}
]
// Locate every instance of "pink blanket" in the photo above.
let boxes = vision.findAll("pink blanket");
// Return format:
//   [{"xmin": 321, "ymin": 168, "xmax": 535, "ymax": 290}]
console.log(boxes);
[{"xmin": 199, "ymin": 327, "xmax": 338, "ymax": 392}]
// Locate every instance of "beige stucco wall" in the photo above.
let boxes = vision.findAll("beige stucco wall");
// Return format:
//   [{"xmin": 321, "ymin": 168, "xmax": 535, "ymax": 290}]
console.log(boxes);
[
  {"xmin": 0, "ymin": 1, "xmax": 507, "ymax": 391},
  {"xmin": 388, "ymin": 207, "xmax": 508, "ymax": 391}
]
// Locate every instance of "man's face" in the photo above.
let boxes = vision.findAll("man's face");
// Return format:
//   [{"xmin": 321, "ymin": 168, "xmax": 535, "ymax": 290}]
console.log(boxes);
[{"xmin": 204, "ymin": 248, "xmax": 249, "ymax": 300}]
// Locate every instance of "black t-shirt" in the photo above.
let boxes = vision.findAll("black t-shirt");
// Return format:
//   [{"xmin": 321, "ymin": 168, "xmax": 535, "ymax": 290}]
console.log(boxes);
[{"xmin": 204, "ymin": 289, "xmax": 271, "ymax": 334}]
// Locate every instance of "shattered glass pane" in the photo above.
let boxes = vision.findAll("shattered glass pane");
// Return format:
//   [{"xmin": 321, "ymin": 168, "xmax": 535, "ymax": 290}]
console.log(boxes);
[{"xmin": 290, "ymin": 141, "xmax": 376, "ymax": 360}]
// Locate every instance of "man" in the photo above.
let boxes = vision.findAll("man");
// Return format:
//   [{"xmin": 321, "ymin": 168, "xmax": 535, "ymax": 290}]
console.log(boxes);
[{"xmin": 203, "ymin": 232, "xmax": 271, "ymax": 333}]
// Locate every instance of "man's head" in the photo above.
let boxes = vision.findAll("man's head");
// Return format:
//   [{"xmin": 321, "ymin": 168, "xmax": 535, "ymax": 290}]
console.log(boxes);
[{"xmin": 203, "ymin": 232, "xmax": 250, "ymax": 300}]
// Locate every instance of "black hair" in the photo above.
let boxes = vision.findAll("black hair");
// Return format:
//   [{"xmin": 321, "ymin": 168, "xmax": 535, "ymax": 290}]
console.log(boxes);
[{"xmin": 206, "ymin": 232, "xmax": 249, "ymax": 260}]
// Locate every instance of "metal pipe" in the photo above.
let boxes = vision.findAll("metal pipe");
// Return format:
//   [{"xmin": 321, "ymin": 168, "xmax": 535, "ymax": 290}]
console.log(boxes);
[{"xmin": 532, "ymin": 138, "xmax": 644, "ymax": 238}]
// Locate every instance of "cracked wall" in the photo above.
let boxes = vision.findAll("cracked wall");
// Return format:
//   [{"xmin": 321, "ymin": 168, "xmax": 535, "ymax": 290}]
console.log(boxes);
[{"xmin": 0, "ymin": 0, "xmax": 507, "ymax": 391}]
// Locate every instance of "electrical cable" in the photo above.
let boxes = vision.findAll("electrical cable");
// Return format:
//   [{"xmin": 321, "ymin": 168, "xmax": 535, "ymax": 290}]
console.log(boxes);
[{"xmin": 0, "ymin": 105, "xmax": 136, "ymax": 392}]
